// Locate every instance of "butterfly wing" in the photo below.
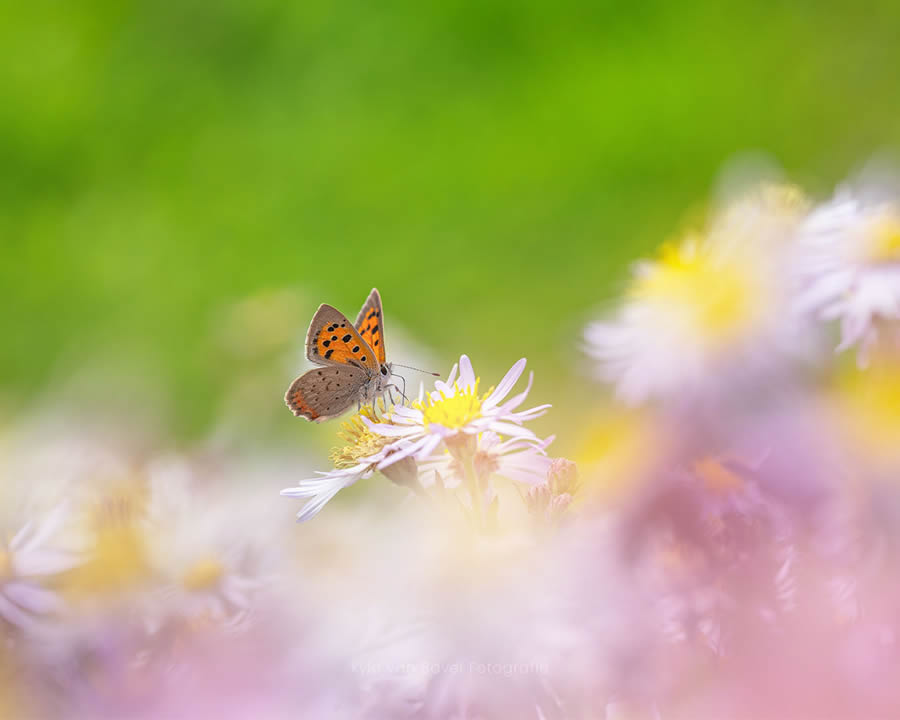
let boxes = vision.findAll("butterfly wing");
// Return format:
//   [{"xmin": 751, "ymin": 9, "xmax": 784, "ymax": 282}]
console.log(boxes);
[
  {"xmin": 285, "ymin": 365, "xmax": 369, "ymax": 422},
  {"xmin": 355, "ymin": 288, "xmax": 386, "ymax": 365},
  {"xmin": 306, "ymin": 304, "xmax": 379, "ymax": 371}
]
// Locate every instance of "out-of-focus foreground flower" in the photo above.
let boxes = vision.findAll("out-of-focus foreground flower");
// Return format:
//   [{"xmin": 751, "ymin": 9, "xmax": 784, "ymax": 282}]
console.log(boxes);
[{"xmin": 4, "ymin": 172, "xmax": 900, "ymax": 719}]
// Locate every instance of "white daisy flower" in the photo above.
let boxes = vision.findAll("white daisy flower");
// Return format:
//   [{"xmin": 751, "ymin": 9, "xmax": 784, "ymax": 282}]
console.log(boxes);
[
  {"xmin": 793, "ymin": 187, "xmax": 900, "ymax": 361},
  {"xmin": 281, "ymin": 408, "xmax": 416, "ymax": 521},
  {"xmin": 363, "ymin": 354, "xmax": 550, "ymax": 467},
  {"xmin": 0, "ymin": 503, "xmax": 81, "ymax": 633},
  {"xmin": 586, "ymin": 185, "xmax": 810, "ymax": 405}
]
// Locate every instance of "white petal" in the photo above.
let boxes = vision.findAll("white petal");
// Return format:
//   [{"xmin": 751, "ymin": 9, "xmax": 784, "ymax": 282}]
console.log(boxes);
[
  {"xmin": 491, "ymin": 369, "xmax": 534, "ymax": 413},
  {"xmin": 2, "ymin": 582, "xmax": 64, "ymax": 614},
  {"xmin": 362, "ymin": 416, "xmax": 422, "ymax": 437},
  {"xmin": 458, "ymin": 355, "xmax": 476, "ymax": 389},
  {"xmin": 487, "ymin": 421, "xmax": 541, "ymax": 439},
  {"xmin": 482, "ymin": 358, "xmax": 527, "ymax": 410},
  {"xmin": 0, "ymin": 593, "xmax": 43, "ymax": 633},
  {"xmin": 376, "ymin": 437, "xmax": 432, "ymax": 469},
  {"xmin": 296, "ymin": 485, "xmax": 345, "ymax": 522},
  {"xmin": 14, "ymin": 549, "xmax": 81, "ymax": 576},
  {"xmin": 444, "ymin": 363, "xmax": 459, "ymax": 387},
  {"xmin": 13, "ymin": 504, "xmax": 68, "ymax": 554}
]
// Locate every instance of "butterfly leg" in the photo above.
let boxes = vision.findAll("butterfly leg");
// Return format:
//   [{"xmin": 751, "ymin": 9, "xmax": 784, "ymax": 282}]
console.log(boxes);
[{"xmin": 388, "ymin": 383, "xmax": 409, "ymax": 404}]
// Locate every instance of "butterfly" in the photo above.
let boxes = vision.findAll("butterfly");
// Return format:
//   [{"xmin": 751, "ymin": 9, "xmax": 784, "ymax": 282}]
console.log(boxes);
[{"xmin": 285, "ymin": 288, "xmax": 396, "ymax": 422}]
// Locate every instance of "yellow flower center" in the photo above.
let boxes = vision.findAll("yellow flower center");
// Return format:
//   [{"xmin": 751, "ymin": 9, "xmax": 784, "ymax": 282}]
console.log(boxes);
[
  {"xmin": 630, "ymin": 240, "xmax": 764, "ymax": 347},
  {"xmin": 63, "ymin": 486, "xmax": 151, "ymax": 596},
  {"xmin": 866, "ymin": 211, "xmax": 900, "ymax": 263},
  {"xmin": 417, "ymin": 380, "xmax": 490, "ymax": 430},
  {"xmin": 836, "ymin": 357, "xmax": 900, "ymax": 458},
  {"xmin": 329, "ymin": 406, "xmax": 393, "ymax": 469},
  {"xmin": 182, "ymin": 558, "xmax": 224, "ymax": 591}
]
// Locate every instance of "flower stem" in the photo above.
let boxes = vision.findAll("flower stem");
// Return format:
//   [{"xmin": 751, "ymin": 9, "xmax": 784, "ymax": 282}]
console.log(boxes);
[{"xmin": 463, "ymin": 455, "xmax": 483, "ymax": 531}]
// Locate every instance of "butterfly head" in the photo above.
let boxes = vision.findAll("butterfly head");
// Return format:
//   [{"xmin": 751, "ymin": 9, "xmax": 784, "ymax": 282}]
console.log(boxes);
[{"xmin": 376, "ymin": 362, "xmax": 393, "ymax": 393}]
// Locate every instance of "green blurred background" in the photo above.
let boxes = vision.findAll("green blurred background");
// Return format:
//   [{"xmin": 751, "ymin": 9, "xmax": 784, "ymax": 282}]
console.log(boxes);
[{"xmin": 3, "ymin": 0, "xmax": 900, "ymax": 454}]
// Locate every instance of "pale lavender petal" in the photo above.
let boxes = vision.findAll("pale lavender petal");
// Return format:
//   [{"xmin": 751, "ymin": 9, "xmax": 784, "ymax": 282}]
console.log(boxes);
[
  {"xmin": 9, "ymin": 519, "xmax": 35, "ymax": 552},
  {"xmin": 14, "ymin": 504, "xmax": 68, "ymax": 554},
  {"xmin": 507, "ymin": 404, "xmax": 552, "ymax": 422},
  {"xmin": 412, "ymin": 433, "xmax": 443, "ymax": 460},
  {"xmin": 14, "ymin": 550, "xmax": 81, "ymax": 576},
  {"xmin": 362, "ymin": 416, "xmax": 422, "ymax": 437},
  {"xmin": 2, "ymin": 582, "xmax": 64, "ymax": 614},
  {"xmin": 433, "ymin": 380, "xmax": 456, "ymax": 396},
  {"xmin": 499, "ymin": 466, "xmax": 549, "ymax": 485},
  {"xmin": 391, "ymin": 406, "xmax": 423, "ymax": 421},
  {"xmin": 445, "ymin": 362, "xmax": 459, "ymax": 387},
  {"xmin": 376, "ymin": 436, "xmax": 433, "ymax": 469},
  {"xmin": 487, "ymin": 421, "xmax": 542, "ymax": 439},
  {"xmin": 296, "ymin": 486, "xmax": 346, "ymax": 522},
  {"xmin": 482, "ymin": 359, "xmax": 527, "ymax": 411},
  {"xmin": 0, "ymin": 593, "xmax": 43, "ymax": 632},
  {"xmin": 458, "ymin": 355, "xmax": 476, "ymax": 389},
  {"xmin": 281, "ymin": 469, "xmax": 366, "ymax": 497},
  {"xmin": 492, "ymin": 369, "xmax": 534, "ymax": 413}
]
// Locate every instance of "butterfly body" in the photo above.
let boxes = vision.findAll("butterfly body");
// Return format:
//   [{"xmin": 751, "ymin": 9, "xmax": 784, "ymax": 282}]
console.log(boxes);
[{"xmin": 286, "ymin": 289, "xmax": 394, "ymax": 422}]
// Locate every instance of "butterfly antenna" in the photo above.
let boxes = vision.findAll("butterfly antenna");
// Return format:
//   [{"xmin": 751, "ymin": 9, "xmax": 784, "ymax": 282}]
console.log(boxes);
[{"xmin": 392, "ymin": 363, "xmax": 440, "ymax": 377}]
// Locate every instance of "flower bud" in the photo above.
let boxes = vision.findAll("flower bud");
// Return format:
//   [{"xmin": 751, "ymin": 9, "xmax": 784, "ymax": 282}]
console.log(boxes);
[{"xmin": 548, "ymin": 458, "xmax": 578, "ymax": 496}]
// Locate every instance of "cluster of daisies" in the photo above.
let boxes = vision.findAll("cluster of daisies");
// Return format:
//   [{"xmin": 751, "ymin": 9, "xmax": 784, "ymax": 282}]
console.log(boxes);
[
  {"xmin": 586, "ymin": 179, "xmax": 900, "ymax": 402},
  {"xmin": 276, "ymin": 172, "xmax": 900, "ymax": 718},
  {"xmin": 2, "ymin": 170, "xmax": 900, "ymax": 719},
  {"xmin": 576, "ymin": 175, "xmax": 900, "ymax": 718},
  {"xmin": 0, "ymin": 426, "xmax": 309, "ymax": 718}
]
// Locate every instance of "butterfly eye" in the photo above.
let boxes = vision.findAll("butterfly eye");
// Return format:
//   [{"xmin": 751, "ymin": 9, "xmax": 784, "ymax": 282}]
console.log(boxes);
[{"xmin": 380, "ymin": 366, "xmax": 388, "ymax": 376}]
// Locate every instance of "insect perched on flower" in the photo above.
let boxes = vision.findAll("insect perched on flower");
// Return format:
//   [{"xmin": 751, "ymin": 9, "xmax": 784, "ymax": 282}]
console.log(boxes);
[
  {"xmin": 284, "ymin": 288, "xmax": 440, "ymax": 422},
  {"xmin": 285, "ymin": 288, "xmax": 404, "ymax": 422}
]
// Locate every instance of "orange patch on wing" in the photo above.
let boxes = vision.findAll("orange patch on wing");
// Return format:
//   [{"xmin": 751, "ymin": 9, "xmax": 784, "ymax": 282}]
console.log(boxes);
[
  {"xmin": 357, "ymin": 309, "xmax": 385, "ymax": 365},
  {"xmin": 286, "ymin": 386, "xmax": 320, "ymax": 420},
  {"xmin": 313, "ymin": 322, "xmax": 378, "ymax": 369}
]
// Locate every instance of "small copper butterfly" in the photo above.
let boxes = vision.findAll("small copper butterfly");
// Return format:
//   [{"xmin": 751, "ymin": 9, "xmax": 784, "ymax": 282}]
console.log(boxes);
[{"xmin": 285, "ymin": 288, "xmax": 394, "ymax": 422}]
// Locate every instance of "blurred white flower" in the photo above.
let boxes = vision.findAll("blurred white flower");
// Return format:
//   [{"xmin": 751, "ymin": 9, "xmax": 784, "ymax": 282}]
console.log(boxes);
[
  {"xmin": 586, "ymin": 185, "xmax": 810, "ymax": 405},
  {"xmin": 147, "ymin": 458, "xmax": 279, "ymax": 628},
  {"xmin": 0, "ymin": 504, "xmax": 81, "ymax": 633},
  {"xmin": 364, "ymin": 355, "xmax": 550, "ymax": 466},
  {"xmin": 793, "ymin": 188, "xmax": 900, "ymax": 361}
]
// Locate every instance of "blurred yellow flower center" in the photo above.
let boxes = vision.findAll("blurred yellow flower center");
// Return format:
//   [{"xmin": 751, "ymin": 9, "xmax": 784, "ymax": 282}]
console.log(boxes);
[
  {"xmin": 65, "ymin": 487, "xmax": 151, "ymax": 595},
  {"xmin": 837, "ymin": 358, "xmax": 900, "ymax": 457},
  {"xmin": 631, "ymin": 241, "xmax": 762, "ymax": 346},
  {"xmin": 330, "ymin": 407, "xmax": 392, "ymax": 469},
  {"xmin": 182, "ymin": 558, "xmax": 224, "ymax": 591},
  {"xmin": 418, "ymin": 380, "xmax": 489, "ymax": 430},
  {"xmin": 867, "ymin": 212, "xmax": 900, "ymax": 263}
]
